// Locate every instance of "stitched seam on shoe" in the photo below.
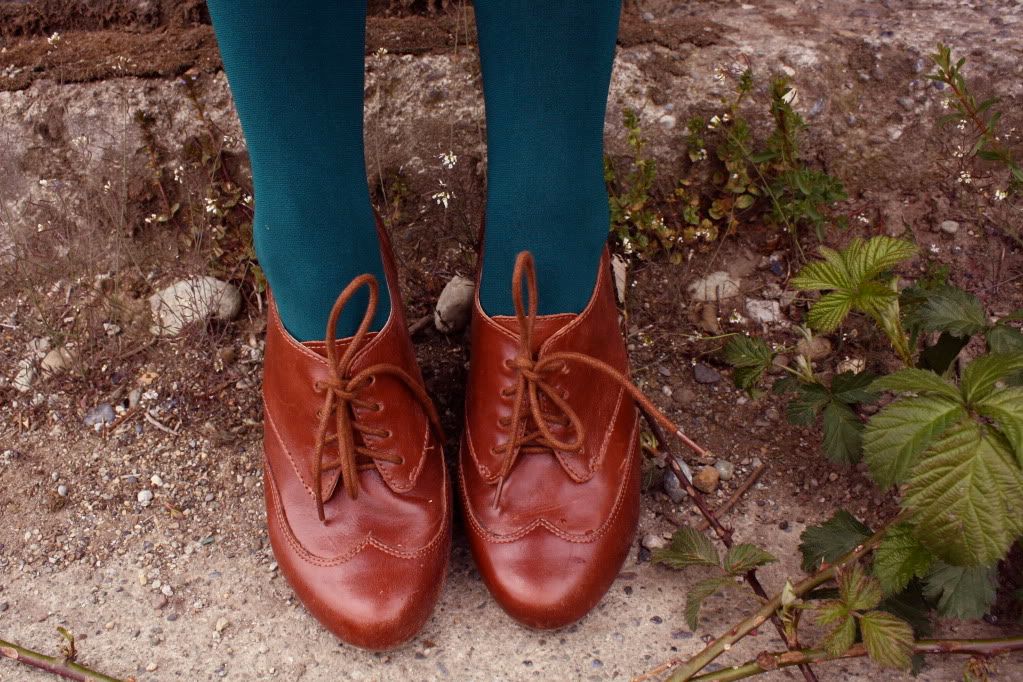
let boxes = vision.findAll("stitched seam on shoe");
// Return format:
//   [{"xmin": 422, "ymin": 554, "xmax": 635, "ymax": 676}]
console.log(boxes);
[
  {"xmin": 267, "ymin": 453, "xmax": 450, "ymax": 566},
  {"xmin": 265, "ymin": 405, "xmax": 317, "ymax": 499},
  {"xmin": 464, "ymin": 407, "xmax": 496, "ymax": 481},
  {"xmin": 554, "ymin": 385, "xmax": 624, "ymax": 483},
  {"xmin": 459, "ymin": 415, "xmax": 638, "ymax": 545},
  {"xmin": 269, "ymin": 289, "xmax": 392, "ymax": 367},
  {"xmin": 377, "ymin": 420, "xmax": 431, "ymax": 493}
]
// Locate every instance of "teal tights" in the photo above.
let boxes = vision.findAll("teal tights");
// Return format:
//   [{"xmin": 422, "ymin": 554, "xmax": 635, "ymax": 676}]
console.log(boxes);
[{"xmin": 207, "ymin": 0, "xmax": 622, "ymax": 340}]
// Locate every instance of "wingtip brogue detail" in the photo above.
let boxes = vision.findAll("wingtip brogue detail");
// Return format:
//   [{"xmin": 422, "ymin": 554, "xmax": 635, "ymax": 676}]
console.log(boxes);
[
  {"xmin": 261, "ymin": 223, "xmax": 451, "ymax": 650},
  {"xmin": 459, "ymin": 248, "xmax": 642, "ymax": 629}
]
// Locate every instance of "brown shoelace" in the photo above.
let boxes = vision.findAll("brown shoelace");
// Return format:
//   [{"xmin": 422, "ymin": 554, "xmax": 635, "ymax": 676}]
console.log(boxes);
[
  {"xmin": 492, "ymin": 251, "xmax": 707, "ymax": 508},
  {"xmin": 312, "ymin": 274, "xmax": 444, "ymax": 523}
]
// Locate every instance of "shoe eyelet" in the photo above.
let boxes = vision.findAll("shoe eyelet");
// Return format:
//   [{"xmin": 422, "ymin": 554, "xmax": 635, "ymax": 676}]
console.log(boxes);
[
  {"xmin": 397, "ymin": 457, "xmax": 406, "ymax": 466},
  {"xmin": 503, "ymin": 358, "xmax": 514, "ymax": 370},
  {"xmin": 313, "ymin": 380, "xmax": 324, "ymax": 392},
  {"xmin": 372, "ymin": 402, "xmax": 383, "ymax": 412},
  {"xmin": 383, "ymin": 430, "xmax": 393, "ymax": 438}
]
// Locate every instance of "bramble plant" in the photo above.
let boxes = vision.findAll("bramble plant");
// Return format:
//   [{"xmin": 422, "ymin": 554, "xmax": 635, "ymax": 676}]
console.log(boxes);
[
  {"xmin": 640, "ymin": 235, "xmax": 1023, "ymax": 680},
  {"xmin": 931, "ymin": 44, "xmax": 1023, "ymax": 195},
  {"xmin": 605, "ymin": 64, "xmax": 847, "ymax": 264}
]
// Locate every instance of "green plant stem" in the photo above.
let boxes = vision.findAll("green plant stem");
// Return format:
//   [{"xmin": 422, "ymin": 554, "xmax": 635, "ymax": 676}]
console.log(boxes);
[
  {"xmin": 0, "ymin": 638, "xmax": 127, "ymax": 682},
  {"xmin": 688, "ymin": 636, "xmax": 1023, "ymax": 682},
  {"xmin": 666, "ymin": 516, "xmax": 901, "ymax": 682},
  {"xmin": 647, "ymin": 419, "xmax": 818, "ymax": 682}
]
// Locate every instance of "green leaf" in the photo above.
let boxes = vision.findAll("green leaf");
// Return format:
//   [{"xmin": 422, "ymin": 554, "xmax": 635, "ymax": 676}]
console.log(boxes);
[
  {"xmin": 822, "ymin": 401, "xmax": 863, "ymax": 464},
  {"xmin": 792, "ymin": 256, "xmax": 849, "ymax": 291},
  {"xmin": 910, "ymin": 285, "xmax": 988, "ymax": 336},
  {"xmin": 817, "ymin": 602, "xmax": 856, "ymax": 656},
  {"xmin": 870, "ymin": 368, "xmax": 961, "ymax": 401},
  {"xmin": 905, "ymin": 420, "xmax": 1023, "ymax": 565},
  {"xmin": 863, "ymin": 395, "xmax": 966, "ymax": 487},
  {"xmin": 652, "ymin": 527, "xmax": 720, "ymax": 569},
  {"xmin": 873, "ymin": 523, "xmax": 934, "ymax": 594},
  {"xmin": 723, "ymin": 544, "xmax": 777, "ymax": 575},
  {"xmin": 843, "ymin": 236, "xmax": 918, "ymax": 283},
  {"xmin": 685, "ymin": 577, "xmax": 737, "ymax": 631},
  {"xmin": 735, "ymin": 194, "xmax": 755, "ymax": 210},
  {"xmin": 974, "ymin": 387, "xmax": 1023, "ymax": 465},
  {"xmin": 831, "ymin": 371, "xmax": 879, "ymax": 404},
  {"xmin": 838, "ymin": 563, "xmax": 883, "ymax": 611},
  {"xmin": 786, "ymin": 382, "xmax": 831, "ymax": 425},
  {"xmin": 960, "ymin": 352, "xmax": 1023, "ymax": 404},
  {"xmin": 986, "ymin": 324, "xmax": 1023, "ymax": 353},
  {"xmin": 799, "ymin": 510, "xmax": 872, "ymax": 572},
  {"xmin": 806, "ymin": 290, "xmax": 855, "ymax": 332},
  {"xmin": 723, "ymin": 335, "xmax": 775, "ymax": 391},
  {"xmin": 860, "ymin": 610, "xmax": 915, "ymax": 671},
  {"xmin": 923, "ymin": 562, "xmax": 996, "ymax": 619}
]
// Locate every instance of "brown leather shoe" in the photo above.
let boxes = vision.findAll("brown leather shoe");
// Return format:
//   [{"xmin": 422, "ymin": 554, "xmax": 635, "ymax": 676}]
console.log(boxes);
[
  {"xmin": 459, "ymin": 249, "xmax": 642, "ymax": 629},
  {"xmin": 262, "ymin": 230, "xmax": 451, "ymax": 650}
]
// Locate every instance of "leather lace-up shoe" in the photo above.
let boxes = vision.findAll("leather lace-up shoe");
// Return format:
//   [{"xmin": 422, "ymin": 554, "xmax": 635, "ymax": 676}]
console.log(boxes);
[
  {"xmin": 262, "ymin": 227, "xmax": 451, "ymax": 650},
  {"xmin": 459, "ymin": 249, "xmax": 643, "ymax": 629}
]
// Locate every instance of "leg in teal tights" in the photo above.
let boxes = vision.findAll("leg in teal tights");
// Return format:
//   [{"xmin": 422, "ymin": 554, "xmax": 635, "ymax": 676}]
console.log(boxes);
[
  {"xmin": 206, "ymin": 0, "xmax": 388, "ymax": 341},
  {"xmin": 474, "ymin": 0, "xmax": 623, "ymax": 316}
]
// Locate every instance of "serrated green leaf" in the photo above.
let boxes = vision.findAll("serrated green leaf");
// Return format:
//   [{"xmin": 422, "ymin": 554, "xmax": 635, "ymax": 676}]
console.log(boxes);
[
  {"xmin": 807, "ymin": 290, "xmax": 855, "ymax": 332},
  {"xmin": 786, "ymin": 382, "xmax": 831, "ymax": 425},
  {"xmin": 822, "ymin": 401, "xmax": 863, "ymax": 464},
  {"xmin": 653, "ymin": 527, "xmax": 720, "ymax": 569},
  {"xmin": 792, "ymin": 258, "xmax": 849, "ymax": 291},
  {"xmin": 685, "ymin": 577, "xmax": 737, "ymax": 631},
  {"xmin": 831, "ymin": 371, "xmax": 879, "ymax": 404},
  {"xmin": 910, "ymin": 285, "xmax": 988, "ymax": 337},
  {"xmin": 860, "ymin": 610, "xmax": 915, "ymax": 671},
  {"xmin": 986, "ymin": 326, "xmax": 1023, "ymax": 385},
  {"xmin": 799, "ymin": 510, "xmax": 872, "ymax": 572},
  {"xmin": 723, "ymin": 544, "xmax": 777, "ymax": 575},
  {"xmin": 863, "ymin": 395, "xmax": 966, "ymax": 487},
  {"xmin": 843, "ymin": 236, "xmax": 918, "ymax": 283},
  {"xmin": 961, "ymin": 353, "xmax": 1023, "ymax": 404},
  {"xmin": 723, "ymin": 335, "xmax": 775, "ymax": 390},
  {"xmin": 974, "ymin": 387, "xmax": 1023, "ymax": 465},
  {"xmin": 838, "ymin": 563, "xmax": 883, "ymax": 611},
  {"xmin": 873, "ymin": 523, "xmax": 934, "ymax": 594},
  {"xmin": 870, "ymin": 368, "xmax": 961, "ymax": 401},
  {"xmin": 905, "ymin": 420, "xmax": 1023, "ymax": 565},
  {"xmin": 817, "ymin": 603, "xmax": 856, "ymax": 656},
  {"xmin": 923, "ymin": 562, "xmax": 996, "ymax": 619}
]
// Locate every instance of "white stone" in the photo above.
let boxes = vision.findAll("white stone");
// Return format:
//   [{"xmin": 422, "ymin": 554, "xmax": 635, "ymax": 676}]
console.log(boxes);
[
  {"xmin": 688, "ymin": 271, "xmax": 741, "ymax": 302},
  {"xmin": 745, "ymin": 298, "xmax": 783, "ymax": 325},
  {"xmin": 611, "ymin": 254, "xmax": 628, "ymax": 304},
  {"xmin": 433, "ymin": 275, "xmax": 475, "ymax": 334},
  {"xmin": 149, "ymin": 277, "xmax": 241, "ymax": 337},
  {"xmin": 40, "ymin": 347, "xmax": 74, "ymax": 375},
  {"xmin": 12, "ymin": 359, "xmax": 35, "ymax": 393}
]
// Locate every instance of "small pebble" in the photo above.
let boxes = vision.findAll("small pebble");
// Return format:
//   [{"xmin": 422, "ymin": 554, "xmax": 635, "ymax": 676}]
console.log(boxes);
[
  {"xmin": 160, "ymin": 584, "xmax": 173, "ymax": 597},
  {"xmin": 215, "ymin": 617, "xmax": 230, "ymax": 633},
  {"xmin": 714, "ymin": 460, "xmax": 735, "ymax": 481},
  {"xmin": 146, "ymin": 663, "xmax": 158, "ymax": 672},
  {"xmin": 693, "ymin": 363, "xmax": 722, "ymax": 384},
  {"xmin": 641, "ymin": 533, "xmax": 667, "ymax": 551},
  {"xmin": 137, "ymin": 489, "xmax": 154, "ymax": 505},
  {"xmin": 693, "ymin": 466, "xmax": 720, "ymax": 494},
  {"xmin": 939, "ymin": 220, "xmax": 959, "ymax": 235},
  {"xmin": 57, "ymin": 484, "xmax": 68, "ymax": 497}
]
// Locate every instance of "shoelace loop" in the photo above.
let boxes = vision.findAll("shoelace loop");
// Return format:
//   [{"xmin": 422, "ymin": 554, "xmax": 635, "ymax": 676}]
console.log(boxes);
[
  {"xmin": 313, "ymin": 274, "xmax": 444, "ymax": 523},
  {"xmin": 492, "ymin": 251, "xmax": 708, "ymax": 509}
]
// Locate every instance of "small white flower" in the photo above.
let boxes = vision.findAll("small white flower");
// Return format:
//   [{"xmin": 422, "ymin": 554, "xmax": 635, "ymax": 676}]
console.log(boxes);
[
  {"xmin": 374, "ymin": 47, "xmax": 388, "ymax": 58},
  {"xmin": 782, "ymin": 88, "xmax": 798, "ymax": 105},
  {"xmin": 102, "ymin": 180, "xmax": 112, "ymax": 193},
  {"xmin": 204, "ymin": 197, "xmax": 219, "ymax": 214},
  {"xmin": 438, "ymin": 151, "xmax": 458, "ymax": 169},
  {"xmin": 431, "ymin": 190, "xmax": 453, "ymax": 209},
  {"xmin": 957, "ymin": 170, "xmax": 972, "ymax": 185},
  {"xmin": 707, "ymin": 115, "xmax": 721, "ymax": 130},
  {"xmin": 47, "ymin": 32, "xmax": 61, "ymax": 46},
  {"xmin": 694, "ymin": 148, "xmax": 708, "ymax": 161},
  {"xmin": 994, "ymin": 189, "xmax": 1008, "ymax": 201}
]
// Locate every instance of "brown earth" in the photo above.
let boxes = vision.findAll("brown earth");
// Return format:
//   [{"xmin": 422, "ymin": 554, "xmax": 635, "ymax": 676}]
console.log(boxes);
[{"xmin": 1, "ymin": 1, "xmax": 1022, "ymax": 681}]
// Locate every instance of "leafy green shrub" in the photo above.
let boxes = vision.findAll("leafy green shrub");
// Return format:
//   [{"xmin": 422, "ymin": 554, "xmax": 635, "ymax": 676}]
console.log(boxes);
[{"xmin": 647, "ymin": 236, "xmax": 1023, "ymax": 675}]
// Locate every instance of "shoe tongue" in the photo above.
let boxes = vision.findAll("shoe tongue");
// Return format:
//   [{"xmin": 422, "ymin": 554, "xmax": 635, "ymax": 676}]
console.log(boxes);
[{"xmin": 493, "ymin": 314, "xmax": 575, "ymax": 354}]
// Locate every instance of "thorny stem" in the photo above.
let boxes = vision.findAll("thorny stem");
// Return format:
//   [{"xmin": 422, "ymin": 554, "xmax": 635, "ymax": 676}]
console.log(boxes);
[
  {"xmin": 645, "ymin": 419, "xmax": 818, "ymax": 682},
  {"xmin": 662, "ymin": 517, "xmax": 899, "ymax": 682},
  {"xmin": 687, "ymin": 637, "xmax": 1023, "ymax": 682},
  {"xmin": 0, "ymin": 637, "xmax": 129, "ymax": 682}
]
